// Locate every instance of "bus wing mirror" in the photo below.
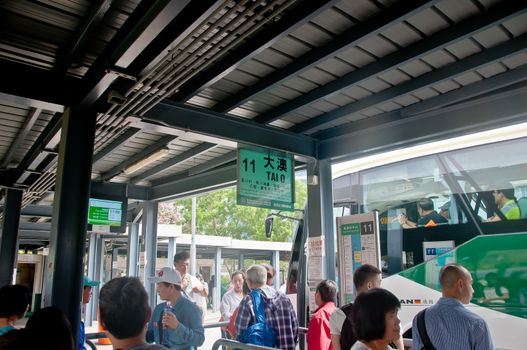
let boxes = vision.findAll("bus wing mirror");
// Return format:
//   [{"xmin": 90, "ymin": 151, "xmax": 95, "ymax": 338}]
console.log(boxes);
[{"xmin": 265, "ymin": 216, "xmax": 273, "ymax": 238}]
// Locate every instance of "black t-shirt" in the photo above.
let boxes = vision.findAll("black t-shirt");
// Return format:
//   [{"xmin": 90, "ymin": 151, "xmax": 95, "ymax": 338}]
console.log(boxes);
[{"xmin": 417, "ymin": 211, "xmax": 448, "ymax": 226}]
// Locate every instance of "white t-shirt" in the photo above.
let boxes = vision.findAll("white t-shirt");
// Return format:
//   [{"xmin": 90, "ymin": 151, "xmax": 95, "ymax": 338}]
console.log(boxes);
[
  {"xmin": 220, "ymin": 289, "xmax": 243, "ymax": 321},
  {"xmin": 483, "ymin": 286, "xmax": 508, "ymax": 303},
  {"xmin": 329, "ymin": 307, "xmax": 346, "ymax": 335},
  {"xmin": 184, "ymin": 274, "xmax": 205, "ymax": 305}
]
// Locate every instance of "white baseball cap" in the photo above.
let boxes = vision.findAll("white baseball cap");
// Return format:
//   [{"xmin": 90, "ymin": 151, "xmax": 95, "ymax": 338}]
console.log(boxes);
[{"xmin": 148, "ymin": 267, "xmax": 182, "ymax": 285}]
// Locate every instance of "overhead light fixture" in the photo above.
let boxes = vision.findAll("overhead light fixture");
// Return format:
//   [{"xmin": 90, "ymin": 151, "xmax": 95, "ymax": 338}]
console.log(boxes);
[{"xmin": 123, "ymin": 147, "xmax": 170, "ymax": 175}]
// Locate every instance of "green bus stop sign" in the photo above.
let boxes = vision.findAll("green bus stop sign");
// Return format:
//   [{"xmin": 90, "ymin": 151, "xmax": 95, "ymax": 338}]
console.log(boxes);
[{"xmin": 237, "ymin": 147, "xmax": 294, "ymax": 211}]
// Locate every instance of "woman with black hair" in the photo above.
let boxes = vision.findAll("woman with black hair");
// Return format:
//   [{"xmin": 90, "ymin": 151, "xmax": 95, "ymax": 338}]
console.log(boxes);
[{"xmin": 350, "ymin": 288, "xmax": 401, "ymax": 350}]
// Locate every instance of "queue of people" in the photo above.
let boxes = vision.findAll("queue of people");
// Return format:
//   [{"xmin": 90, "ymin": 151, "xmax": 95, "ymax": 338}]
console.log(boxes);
[{"xmin": 0, "ymin": 260, "xmax": 497, "ymax": 350}]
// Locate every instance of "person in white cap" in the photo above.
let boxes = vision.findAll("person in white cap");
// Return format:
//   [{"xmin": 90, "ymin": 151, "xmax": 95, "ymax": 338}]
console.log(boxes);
[{"xmin": 146, "ymin": 267, "xmax": 204, "ymax": 350}]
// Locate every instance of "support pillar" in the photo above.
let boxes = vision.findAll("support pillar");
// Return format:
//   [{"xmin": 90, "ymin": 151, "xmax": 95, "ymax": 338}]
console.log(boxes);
[
  {"xmin": 0, "ymin": 188, "xmax": 22, "ymax": 287},
  {"xmin": 85, "ymin": 233, "xmax": 97, "ymax": 326},
  {"xmin": 127, "ymin": 222, "xmax": 140, "ymax": 276},
  {"xmin": 142, "ymin": 200, "xmax": 158, "ymax": 307},
  {"xmin": 213, "ymin": 247, "xmax": 222, "ymax": 312},
  {"xmin": 238, "ymin": 253, "xmax": 244, "ymax": 271},
  {"xmin": 306, "ymin": 160, "xmax": 336, "ymax": 281},
  {"xmin": 46, "ymin": 107, "xmax": 96, "ymax": 346},
  {"xmin": 90, "ymin": 235, "xmax": 103, "ymax": 322},
  {"xmin": 190, "ymin": 196, "xmax": 197, "ymax": 275},
  {"xmin": 272, "ymin": 250, "xmax": 280, "ymax": 290},
  {"xmin": 167, "ymin": 238, "xmax": 176, "ymax": 268}
]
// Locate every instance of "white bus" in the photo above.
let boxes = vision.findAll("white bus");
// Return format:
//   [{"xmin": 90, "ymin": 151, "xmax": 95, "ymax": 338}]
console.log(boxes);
[{"xmin": 288, "ymin": 124, "xmax": 527, "ymax": 350}]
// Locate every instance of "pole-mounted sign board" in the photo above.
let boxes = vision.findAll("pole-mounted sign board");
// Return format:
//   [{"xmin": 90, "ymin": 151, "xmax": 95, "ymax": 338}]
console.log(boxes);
[{"xmin": 237, "ymin": 147, "xmax": 294, "ymax": 211}]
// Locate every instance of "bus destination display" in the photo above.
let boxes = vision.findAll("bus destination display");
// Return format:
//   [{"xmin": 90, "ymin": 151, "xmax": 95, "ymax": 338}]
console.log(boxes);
[{"xmin": 88, "ymin": 199, "xmax": 122, "ymax": 226}]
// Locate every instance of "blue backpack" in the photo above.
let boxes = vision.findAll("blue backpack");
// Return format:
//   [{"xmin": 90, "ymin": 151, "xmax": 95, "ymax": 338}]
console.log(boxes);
[{"xmin": 240, "ymin": 290, "xmax": 277, "ymax": 347}]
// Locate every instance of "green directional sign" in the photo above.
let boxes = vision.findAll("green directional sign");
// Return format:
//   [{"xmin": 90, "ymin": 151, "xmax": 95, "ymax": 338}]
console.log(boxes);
[{"xmin": 237, "ymin": 147, "xmax": 294, "ymax": 211}]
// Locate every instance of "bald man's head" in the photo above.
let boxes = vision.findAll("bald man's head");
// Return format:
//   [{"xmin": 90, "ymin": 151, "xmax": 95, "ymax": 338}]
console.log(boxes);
[{"xmin": 439, "ymin": 264, "xmax": 474, "ymax": 304}]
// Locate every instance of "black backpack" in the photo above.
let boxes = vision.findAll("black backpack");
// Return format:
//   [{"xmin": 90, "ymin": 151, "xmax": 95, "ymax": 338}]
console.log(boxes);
[{"xmin": 339, "ymin": 303, "xmax": 358, "ymax": 350}]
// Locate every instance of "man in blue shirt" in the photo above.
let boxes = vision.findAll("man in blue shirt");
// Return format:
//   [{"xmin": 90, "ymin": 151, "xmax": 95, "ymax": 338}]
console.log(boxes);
[
  {"xmin": 147, "ymin": 267, "xmax": 204, "ymax": 350},
  {"xmin": 412, "ymin": 263, "xmax": 495, "ymax": 350}
]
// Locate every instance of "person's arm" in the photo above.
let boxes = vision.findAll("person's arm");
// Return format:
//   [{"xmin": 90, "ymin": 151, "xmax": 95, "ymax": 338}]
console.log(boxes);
[
  {"xmin": 201, "ymin": 282, "xmax": 209, "ymax": 297},
  {"xmin": 307, "ymin": 316, "xmax": 327, "ymax": 350},
  {"xmin": 329, "ymin": 308, "xmax": 344, "ymax": 350},
  {"xmin": 331, "ymin": 335, "xmax": 342, "ymax": 350},
  {"xmin": 220, "ymin": 293, "xmax": 233, "ymax": 320},
  {"xmin": 145, "ymin": 306, "xmax": 158, "ymax": 343},
  {"xmin": 398, "ymin": 214, "xmax": 416, "ymax": 228},
  {"xmin": 235, "ymin": 298, "xmax": 251, "ymax": 340},
  {"xmin": 474, "ymin": 319, "xmax": 495, "ymax": 350},
  {"xmin": 164, "ymin": 304, "xmax": 205, "ymax": 348},
  {"xmin": 191, "ymin": 276, "xmax": 204, "ymax": 294}
]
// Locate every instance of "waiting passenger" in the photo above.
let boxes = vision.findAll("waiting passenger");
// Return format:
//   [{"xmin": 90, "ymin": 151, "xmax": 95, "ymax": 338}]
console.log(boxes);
[
  {"xmin": 307, "ymin": 280, "xmax": 337, "ymax": 350},
  {"xmin": 220, "ymin": 271, "xmax": 245, "ymax": 340},
  {"xmin": 412, "ymin": 263, "xmax": 495, "ymax": 350},
  {"xmin": 399, "ymin": 198, "xmax": 447, "ymax": 228},
  {"xmin": 330, "ymin": 264, "xmax": 403, "ymax": 350},
  {"xmin": 235, "ymin": 264, "xmax": 298, "ymax": 350},
  {"xmin": 261, "ymin": 263, "xmax": 276, "ymax": 287},
  {"xmin": 25, "ymin": 306, "xmax": 75, "ymax": 350},
  {"xmin": 147, "ymin": 267, "xmax": 204, "ymax": 349},
  {"xmin": 99, "ymin": 277, "xmax": 166, "ymax": 349},
  {"xmin": 227, "ymin": 281, "xmax": 251, "ymax": 340},
  {"xmin": 488, "ymin": 183, "xmax": 520, "ymax": 221},
  {"xmin": 350, "ymin": 288, "xmax": 401, "ymax": 350},
  {"xmin": 79, "ymin": 276, "xmax": 100, "ymax": 350},
  {"xmin": 0, "ymin": 284, "xmax": 30, "ymax": 336},
  {"xmin": 173, "ymin": 252, "xmax": 207, "ymax": 308}
]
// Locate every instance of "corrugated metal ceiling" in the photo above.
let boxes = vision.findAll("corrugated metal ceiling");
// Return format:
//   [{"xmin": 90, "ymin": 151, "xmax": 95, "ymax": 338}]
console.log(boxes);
[{"xmin": 0, "ymin": 0, "xmax": 527, "ymax": 215}]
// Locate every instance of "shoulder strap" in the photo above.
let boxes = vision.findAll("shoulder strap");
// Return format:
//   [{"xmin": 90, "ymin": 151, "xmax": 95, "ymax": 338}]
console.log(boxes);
[
  {"xmin": 250, "ymin": 289, "xmax": 266, "ymax": 324},
  {"xmin": 416, "ymin": 309, "xmax": 436, "ymax": 350}
]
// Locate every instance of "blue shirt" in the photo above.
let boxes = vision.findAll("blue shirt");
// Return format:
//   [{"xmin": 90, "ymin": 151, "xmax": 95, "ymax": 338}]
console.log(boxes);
[
  {"xmin": 412, "ymin": 297, "xmax": 495, "ymax": 350},
  {"xmin": 146, "ymin": 297, "xmax": 204, "ymax": 350},
  {"xmin": 0, "ymin": 325, "xmax": 15, "ymax": 336}
]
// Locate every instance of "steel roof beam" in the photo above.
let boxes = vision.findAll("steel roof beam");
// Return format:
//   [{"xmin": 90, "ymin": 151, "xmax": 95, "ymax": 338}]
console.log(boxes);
[
  {"xmin": 400, "ymin": 64, "xmax": 527, "ymax": 117},
  {"xmin": 93, "ymin": 127, "xmax": 141, "ymax": 163},
  {"xmin": 1, "ymin": 108, "xmax": 42, "ymax": 169},
  {"xmin": 188, "ymin": 151, "xmax": 237, "ymax": 176},
  {"xmin": 171, "ymin": 0, "xmax": 339, "ymax": 102},
  {"xmin": 318, "ymin": 87, "xmax": 527, "ymax": 161},
  {"xmin": 80, "ymin": 0, "xmax": 195, "ymax": 105},
  {"xmin": 315, "ymin": 66, "xmax": 527, "ymax": 140},
  {"xmin": 130, "ymin": 143, "xmax": 217, "ymax": 183},
  {"xmin": 55, "ymin": 0, "xmax": 114, "ymax": 75},
  {"xmin": 100, "ymin": 135, "xmax": 176, "ymax": 181},
  {"xmin": 144, "ymin": 100, "xmax": 317, "ymax": 158},
  {"xmin": 0, "ymin": 59, "xmax": 81, "ymax": 107},
  {"xmin": 126, "ymin": 0, "xmax": 225, "ymax": 76},
  {"xmin": 149, "ymin": 165, "xmax": 236, "ymax": 201},
  {"xmin": 293, "ymin": 33, "xmax": 527, "ymax": 133},
  {"xmin": 90, "ymin": 181, "xmax": 149, "ymax": 201},
  {"xmin": 255, "ymin": 1, "xmax": 527, "ymax": 125},
  {"xmin": 12, "ymin": 113, "xmax": 62, "ymax": 184},
  {"xmin": 19, "ymin": 204, "xmax": 53, "ymax": 218},
  {"xmin": 213, "ymin": 0, "xmax": 439, "ymax": 113}
]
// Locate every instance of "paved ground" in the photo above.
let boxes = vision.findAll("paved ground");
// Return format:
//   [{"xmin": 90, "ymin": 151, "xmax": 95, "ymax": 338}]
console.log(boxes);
[{"xmin": 86, "ymin": 308, "xmax": 223, "ymax": 350}]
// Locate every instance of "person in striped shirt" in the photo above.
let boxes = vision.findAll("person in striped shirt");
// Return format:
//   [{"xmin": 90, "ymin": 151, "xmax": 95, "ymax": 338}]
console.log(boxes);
[{"xmin": 412, "ymin": 263, "xmax": 495, "ymax": 350}]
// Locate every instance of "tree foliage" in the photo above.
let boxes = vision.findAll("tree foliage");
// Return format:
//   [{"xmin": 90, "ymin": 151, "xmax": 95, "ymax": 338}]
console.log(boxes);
[{"xmin": 158, "ymin": 180, "xmax": 307, "ymax": 242}]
